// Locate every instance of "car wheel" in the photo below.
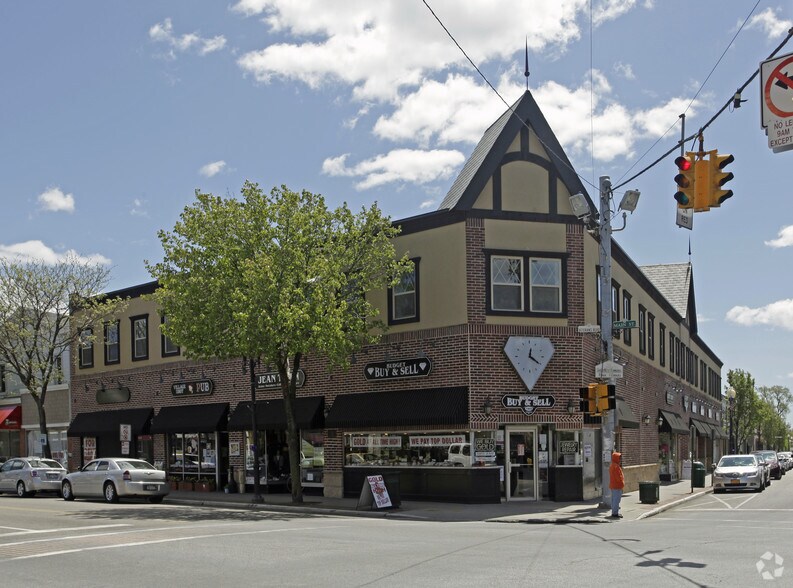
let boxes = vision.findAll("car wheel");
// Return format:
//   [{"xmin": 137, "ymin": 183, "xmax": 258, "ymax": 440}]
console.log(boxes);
[
  {"xmin": 148, "ymin": 495, "xmax": 164, "ymax": 504},
  {"xmin": 713, "ymin": 488, "xmax": 723, "ymax": 494},
  {"xmin": 16, "ymin": 481, "xmax": 28, "ymax": 498},
  {"xmin": 61, "ymin": 481, "xmax": 75, "ymax": 501},
  {"xmin": 104, "ymin": 482, "xmax": 119, "ymax": 503}
]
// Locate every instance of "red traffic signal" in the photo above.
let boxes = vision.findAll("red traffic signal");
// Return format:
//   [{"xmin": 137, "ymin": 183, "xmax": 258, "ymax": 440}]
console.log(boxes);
[{"xmin": 674, "ymin": 153, "xmax": 696, "ymax": 208}]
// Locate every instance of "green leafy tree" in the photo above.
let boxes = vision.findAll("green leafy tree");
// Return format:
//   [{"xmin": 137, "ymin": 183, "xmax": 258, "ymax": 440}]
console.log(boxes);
[
  {"xmin": 0, "ymin": 256, "xmax": 126, "ymax": 458},
  {"xmin": 146, "ymin": 183, "xmax": 412, "ymax": 503},
  {"xmin": 756, "ymin": 385, "xmax": 791, "ymax": 450},
  {"xmin": 726, "ymin": 369, "xmax": 758, "ymax": 452}
]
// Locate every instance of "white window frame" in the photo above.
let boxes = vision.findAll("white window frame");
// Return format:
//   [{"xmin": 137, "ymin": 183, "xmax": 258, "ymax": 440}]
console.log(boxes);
[
  {"xmin": 529, "ymin": 257, "xmax": 562, "ymax": 313},
  {"xmin": 392, "ymin": 268, "xmax": 417, "ymax": 321},
  {"xmin": 491, "ymin": 255, "xmax": 524, "ymax": 312},
  {"xmin": 132, "ymin": 316, "xmax": 148, "ymax": 360}
]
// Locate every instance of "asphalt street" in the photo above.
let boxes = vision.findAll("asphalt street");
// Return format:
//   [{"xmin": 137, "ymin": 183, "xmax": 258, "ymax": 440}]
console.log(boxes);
[{"xmin": 0, "ymin": 474, "xmax": 791, "ymax": 587}]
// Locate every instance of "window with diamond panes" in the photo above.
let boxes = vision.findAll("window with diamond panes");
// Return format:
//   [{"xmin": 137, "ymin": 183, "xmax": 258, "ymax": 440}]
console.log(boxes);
[
  {"xmin": 530, "ymin": 258, "xmax": 561, "ymax": 312},
  {"xmin": 491, "ymin": 256, "xmax": 523, "ymax": 311}
]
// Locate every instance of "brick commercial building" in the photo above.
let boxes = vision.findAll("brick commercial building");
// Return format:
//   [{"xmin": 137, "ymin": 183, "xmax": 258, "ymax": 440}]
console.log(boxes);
[{"xmin": 69, "ymin": 90, "xmax": 723, "ymax": 503}]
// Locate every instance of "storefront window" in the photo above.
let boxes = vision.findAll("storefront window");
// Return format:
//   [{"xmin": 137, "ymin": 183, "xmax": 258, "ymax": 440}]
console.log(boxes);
[
  {"xmin": 244, "ymin": 429, "xmax": 289, "ymax": 486},
  {"xmin": 301, "ymin": 430, "xmax": 324, "ymax": 486},
  {"xmin": 344, "ymin": 432, "xmax": 491, "ymax": 467},
  {"xmin": 168, "ymin": 432, "xmax": 217, "ymax": 478},
  {"xmin": 554, "ymin": 430, "xmax": 582, "ymax": 466}
]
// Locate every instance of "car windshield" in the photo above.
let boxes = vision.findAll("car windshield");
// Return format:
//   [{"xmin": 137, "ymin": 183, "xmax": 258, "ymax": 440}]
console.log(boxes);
[
  {"xmin": 761, "ymin": 452, "xmax": 777, "ymax": 460},
  {"xmin": 719, "ymin": 456, "xmax": 756, "ymax": 467},
  {"xmin": 28, "ymin": 459, "xmax": 63, "ymax": 469},
  {"xmin": 116, "ymin": 460, "xmax": 156, "ymax": 470}
]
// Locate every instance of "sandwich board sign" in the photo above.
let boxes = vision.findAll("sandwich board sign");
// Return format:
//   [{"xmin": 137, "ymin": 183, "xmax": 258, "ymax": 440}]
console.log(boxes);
[{"xmin": 356, "ymin": 474, "xmax": 394, "ymax": 510}]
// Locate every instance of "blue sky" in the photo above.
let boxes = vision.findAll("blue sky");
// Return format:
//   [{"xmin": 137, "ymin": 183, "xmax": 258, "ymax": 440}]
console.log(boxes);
[{"xmin": 2, "ymin": 1, "xmax": 792, "ymax": 398}]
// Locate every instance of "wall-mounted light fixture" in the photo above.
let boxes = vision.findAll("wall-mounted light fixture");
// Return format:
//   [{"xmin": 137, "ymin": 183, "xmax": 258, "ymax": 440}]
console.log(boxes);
[
  {"xmin": 483, "ymin": 399, "xmax": 493, "ymax": 416},
  {"xmin": 567, "ymin": 399, "xmax": 577, "ymax": 414},
  {"xmin": 643, "ymin": 414, "xmax": 651, "ymax": 425},
  {"xmin": 657, "ymin": 415, "xmax": 664, "ymax": 426}
]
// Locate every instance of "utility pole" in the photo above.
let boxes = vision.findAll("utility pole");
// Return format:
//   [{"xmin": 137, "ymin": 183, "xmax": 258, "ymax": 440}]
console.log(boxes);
[{"xmin": 598, "ymin": 175, "xmax": 616, "ymax": 508}]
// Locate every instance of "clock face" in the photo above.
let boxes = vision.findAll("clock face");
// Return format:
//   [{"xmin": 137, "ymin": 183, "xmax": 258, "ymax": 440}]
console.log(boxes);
[{"xmin": 504, "ymin": 336, "xmax": 555, "ymax": 391}]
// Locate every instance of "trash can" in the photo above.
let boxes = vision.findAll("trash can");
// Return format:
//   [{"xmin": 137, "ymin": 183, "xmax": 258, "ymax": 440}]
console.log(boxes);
[
  {"xmin": 692, "ymin": 461, "xmax": 706, "ymax": 488},
  {"xmin": 638, "ymin": 481, "xmax": 660, "ymax": 504}
]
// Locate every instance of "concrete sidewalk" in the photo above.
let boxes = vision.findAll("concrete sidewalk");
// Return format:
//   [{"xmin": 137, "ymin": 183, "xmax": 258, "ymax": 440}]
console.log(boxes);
[{"xmin": 163, "ymin": 475, "xmax": 712, "ymax": 524}]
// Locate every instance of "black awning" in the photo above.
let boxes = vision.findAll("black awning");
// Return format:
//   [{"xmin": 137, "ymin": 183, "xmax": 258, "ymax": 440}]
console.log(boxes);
[
  {"xmin": 691, "ymin": 418, "xmax": 710, "ymax": 437},
  {"xmin": 616, "ymin": 398, "xmax": 640, "ymax": 429},
  {"xmin": 709, "ymin": 423, "xmax": 726, "ymax": 439},
  {"xmin": 228, "ymin": 396, "xmax": 325, "ymax": 431},
  {"xmin": 659, "ymin": 410, "xmax": 688, "ymax": 435},
  {"xmin": 67, "ymin": 408, "xmax": 153, "ymax": 437},
  {"xmin": 325, "ymin": 387, "xmax": 469, "ymax": 429},
  {"xmin": 150, "ymin": 402, "xmax": 229, "ymax": 434}
]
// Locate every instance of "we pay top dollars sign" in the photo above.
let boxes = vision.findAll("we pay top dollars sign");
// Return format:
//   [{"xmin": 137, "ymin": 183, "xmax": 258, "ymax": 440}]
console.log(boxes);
[{"xmin": 761, "ymin": 52, "xmax": 793, "ymax": 153}]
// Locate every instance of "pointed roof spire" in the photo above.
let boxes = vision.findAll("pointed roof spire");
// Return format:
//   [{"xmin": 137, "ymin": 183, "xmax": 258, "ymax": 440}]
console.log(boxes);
[{"xmin": 524, "ymin": 37, "xmax": 530, "ymax": 90}]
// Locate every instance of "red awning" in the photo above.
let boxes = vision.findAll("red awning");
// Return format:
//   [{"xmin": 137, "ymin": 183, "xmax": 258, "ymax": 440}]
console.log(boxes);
[{"xmin": 0, "ymin": 405, "xmax": 21, "ymax": 429}]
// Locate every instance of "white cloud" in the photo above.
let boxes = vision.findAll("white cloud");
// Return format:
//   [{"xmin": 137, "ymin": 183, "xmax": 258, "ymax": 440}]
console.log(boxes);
[
  {"xmin": 419, "ymin": 200, "xmax": 436, "ymax": 210},
  {"xmin": 592, "ymin": 0, "xmax": 637, "ymax": 26},
  {"xmin": 37, "ymin": 187, "xmax": 75, "ymax": 213},
  {"xmin": 199, "ymin": 160, "xmax": 227, "ymax": 177},
  {"xmin": 235, "ymin": 0, "xmax": 593, "ymax": 101},
  {"xmin": 149, "ymin": 18, "xmax": 227, "ymax": 57},
  {"xmin": 613, "ymin": 61, "xmax": 635, "ymax": 80},
  {"xmin": 765, "ymin": 225, "xmax": 793, "ymax": 248},
  {"xmin": 322, "ymin": 149, "xmax": 465, "ymax": 190},
  {"xmin": 745, "ymin": 8, "xmax": 793, "ymax": 39},
  {"xmin": 130, "ymin": 198, "xmax": 148, "ymax": 217},
  {"xmin": 726, "ymin": 299, "xmax": 793, "ymax": 331},
  {"xmin": 0, "ymin": 240, "xmax": 111, "ymax": 266}
]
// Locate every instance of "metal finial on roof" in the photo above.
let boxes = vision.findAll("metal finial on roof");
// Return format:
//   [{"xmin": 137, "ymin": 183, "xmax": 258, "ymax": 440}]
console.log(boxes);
[{"xmin": 524, "ymin": 37, "xmax": 530, "ymax": 90}]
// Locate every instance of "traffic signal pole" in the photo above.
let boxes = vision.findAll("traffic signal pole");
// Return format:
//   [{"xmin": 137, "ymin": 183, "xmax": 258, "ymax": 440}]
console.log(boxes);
[{"xmin": 598, "ymin": 175, "xmax": 616, "ymax": 508}]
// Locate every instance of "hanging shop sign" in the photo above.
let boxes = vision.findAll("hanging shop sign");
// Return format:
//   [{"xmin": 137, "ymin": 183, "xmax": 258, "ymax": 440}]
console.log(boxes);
[
  {"xmin": 255, "ymin": 369, "xmax": 306, "ymax": 390},
  {"xmin": 363, "ymin": 357, "xmax": 432, "ymax": 381},
  {"xmin": 501, "ymin": 393, "xmax": 556, "ymax": 416},
  {"xmin": 171, "ymin": 379, "xmax": 214, "ymax": 397}
]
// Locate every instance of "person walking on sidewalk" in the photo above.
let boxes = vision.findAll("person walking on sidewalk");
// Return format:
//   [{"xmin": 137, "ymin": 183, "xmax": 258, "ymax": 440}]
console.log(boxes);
[{"xmin": 609, "ymin": 452, "xmax": 625, "ymax": 518}]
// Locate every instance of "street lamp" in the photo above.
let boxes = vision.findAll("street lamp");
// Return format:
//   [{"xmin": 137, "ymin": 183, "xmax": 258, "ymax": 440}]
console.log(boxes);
[{"xmin": 727, "ymin": 387, "xmax": 736, "ymax": 454}]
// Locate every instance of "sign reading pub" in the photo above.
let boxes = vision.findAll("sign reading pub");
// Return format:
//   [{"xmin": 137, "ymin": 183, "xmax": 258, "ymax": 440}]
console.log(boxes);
[
  {"xmin": 171, "ymin": 379, "xmax": 213, "ymax": 397},
  {"xmin": 364, "ymin": 357, "xmax": 432, "ymax": 381}
]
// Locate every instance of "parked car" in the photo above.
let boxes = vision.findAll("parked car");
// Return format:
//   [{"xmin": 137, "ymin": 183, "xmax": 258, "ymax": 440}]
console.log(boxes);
[
  {"xmin": 712, "ymin": 454, "xmax": 766, "ymax": 493},
  {"xmin": 754, "ymin": 453, "xmax": 772, "ymax": 487},
  {"xmin": 61, "ymin": 458, "xmax": 169, "ymax": 504},
  {"xmin": 753, "ymin": 450, "xmax": 782, "ymax": 480},
  {"xmin": 0, "ymin": 457, "xmax": 67, "ymax": 497},
  {"xmin": 448, "ymin": 443, "xmax": 471, "ymax": 467},
  {"xmin": 777, "ymin": 451, "xmax": 792, "ymax": 471}
]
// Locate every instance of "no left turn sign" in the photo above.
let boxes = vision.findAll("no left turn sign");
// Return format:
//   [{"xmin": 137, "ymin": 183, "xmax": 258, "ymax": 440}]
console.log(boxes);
[{"xmin": 760, "ymin": 52, "xmax": 793, "ymax": 153}]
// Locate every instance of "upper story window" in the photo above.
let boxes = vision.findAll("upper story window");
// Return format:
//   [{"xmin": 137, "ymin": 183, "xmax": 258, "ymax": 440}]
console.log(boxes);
[
  {"xmin": 161, "ymin": 315, "xmax": 180, "ymax": 357},
  {"xmin": 530, "ymin": 258, "xmax": 562, "ymax": 312},
  {"xmin": 389, "ymin": 258, "xmax": 420, "ymax": 324},
  {"xmin": 659, "ymin": 323, "xmax": 666, "ymax": 367},
  {"xmin": 622, "ymin": 291, "xmax": 632, "ymax": 346},
  {"xmin": 488, "ymin": 252, "xmax": 565, "ymax": 316},
  {"xmin": 79, "ymin": 328, "xmax": 94, "ymax": 368},
  {"xmin": 104, "ymin": 321, "xmax": 120, "ymax": 365},
  {"xmin": 647, "ymin": 313, "xmax": 655, "ymax": 360},
  {"xmin": 130, "ymin": 315, "xmax": 149, "ymax": 361},
  {"xmin": 611, "ymin": 282, "xmax": 621, "ymax": 340},
  {"xmin": 491, "ymin": 255, "xmax": 523, "ymax": 311},
  {"xmin": 638, "ymin": 305, "xmax": 647, "ymax": 355}
]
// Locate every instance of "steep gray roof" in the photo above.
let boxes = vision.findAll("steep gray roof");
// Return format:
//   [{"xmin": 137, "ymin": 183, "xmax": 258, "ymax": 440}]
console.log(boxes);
[{"xmin": 640, "ymin": 263, "xmax": 693, "ymax": 321}]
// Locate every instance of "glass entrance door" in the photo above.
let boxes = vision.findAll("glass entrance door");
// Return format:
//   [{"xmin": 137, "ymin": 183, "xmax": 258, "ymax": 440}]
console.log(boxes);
[{"xmin": 507, "ymin": 428, "xmax": 537, "ymax": 501}]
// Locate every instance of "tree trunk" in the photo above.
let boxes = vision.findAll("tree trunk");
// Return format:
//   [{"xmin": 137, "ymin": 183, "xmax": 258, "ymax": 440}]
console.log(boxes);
[
  {"xmin": 282, "ymin": 354, "xmax": 304, "ymax": 504},
  {"xmin": 35, "ymin": 395, "xmax": 52, "ymax": 459}
]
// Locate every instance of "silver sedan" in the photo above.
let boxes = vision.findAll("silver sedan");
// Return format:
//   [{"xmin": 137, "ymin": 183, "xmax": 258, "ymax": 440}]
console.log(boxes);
[
  {"xmin": 0, "ymin": 457, "xmax": 67, "ymax": 497},
  {"xmin": 712, "ymin": 454, "xmax": 765, "ymax": 493},
  {"xmin": 61, "ymin": 458, "xmax": 169, "ymax": 503}
]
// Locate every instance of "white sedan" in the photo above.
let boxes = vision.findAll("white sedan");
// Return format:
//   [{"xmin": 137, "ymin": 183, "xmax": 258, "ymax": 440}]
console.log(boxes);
[
  {"xmin": 712, "ymin": 454, "xmax": 765, "ymax": 493},
  {"xmin": 61, "ymin": 458, "xmax": 169, "ymax": 503},
  {"xmin": 0, "ymin": 457, "xmax": 66, "ymax": 497}
]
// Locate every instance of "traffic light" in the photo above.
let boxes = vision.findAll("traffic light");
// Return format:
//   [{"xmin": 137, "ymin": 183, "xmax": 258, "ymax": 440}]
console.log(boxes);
[
  {"xmin": 579, "ymin": 384, "xmax": 598, "ymax": 415},
  {"xmin": 706, "ymin": 150, "xmax": 734, "ymax": 208},
  {"xmin": 674, "ymin": 153, "xmax": 696, "ymax": 208},
  {"xmin": 693, "ymin": 157, "xmax": 712, "ymax": 212},
  {"xmin": 596, "ymin": 384, "xmax": 616, "ymax": 413}
]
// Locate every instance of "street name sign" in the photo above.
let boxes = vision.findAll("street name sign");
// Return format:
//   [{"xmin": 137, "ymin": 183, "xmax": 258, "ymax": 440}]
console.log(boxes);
[
  {"xmin": 595, "ymin": 360, "xmax": 624, "ymax": 379},
  {"xmin": 577, "ymin": 324, "xmax": 601, "ymax": 334},
  {"xmin": 612, "ymin": 320, "xmax": 636, "ymax": 329}
]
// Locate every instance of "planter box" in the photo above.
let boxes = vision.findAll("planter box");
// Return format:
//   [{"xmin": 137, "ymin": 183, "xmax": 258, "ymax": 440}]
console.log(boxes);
[
  {"xmin": 194, "ymin": 482, "xmax": 214, "ymax": 492},
  {"xmin": 178, "ymin": 482, "xmax": 194, "ymax": 492}
]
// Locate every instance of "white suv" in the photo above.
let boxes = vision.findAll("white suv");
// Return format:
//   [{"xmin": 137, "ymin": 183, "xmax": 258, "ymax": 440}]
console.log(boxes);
[{"xmin": 448, "ymin": 443, "xmax": 471, "ymax": 467}]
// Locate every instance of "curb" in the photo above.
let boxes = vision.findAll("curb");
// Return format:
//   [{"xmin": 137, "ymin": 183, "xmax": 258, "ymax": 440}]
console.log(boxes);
[
  {"xmin": 164, "ymin": 497, "xmax": 395, "ymax": 519},
  {"xmin": 635, "ymin": 486, "xmax": 713, "ymax": 520}
]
